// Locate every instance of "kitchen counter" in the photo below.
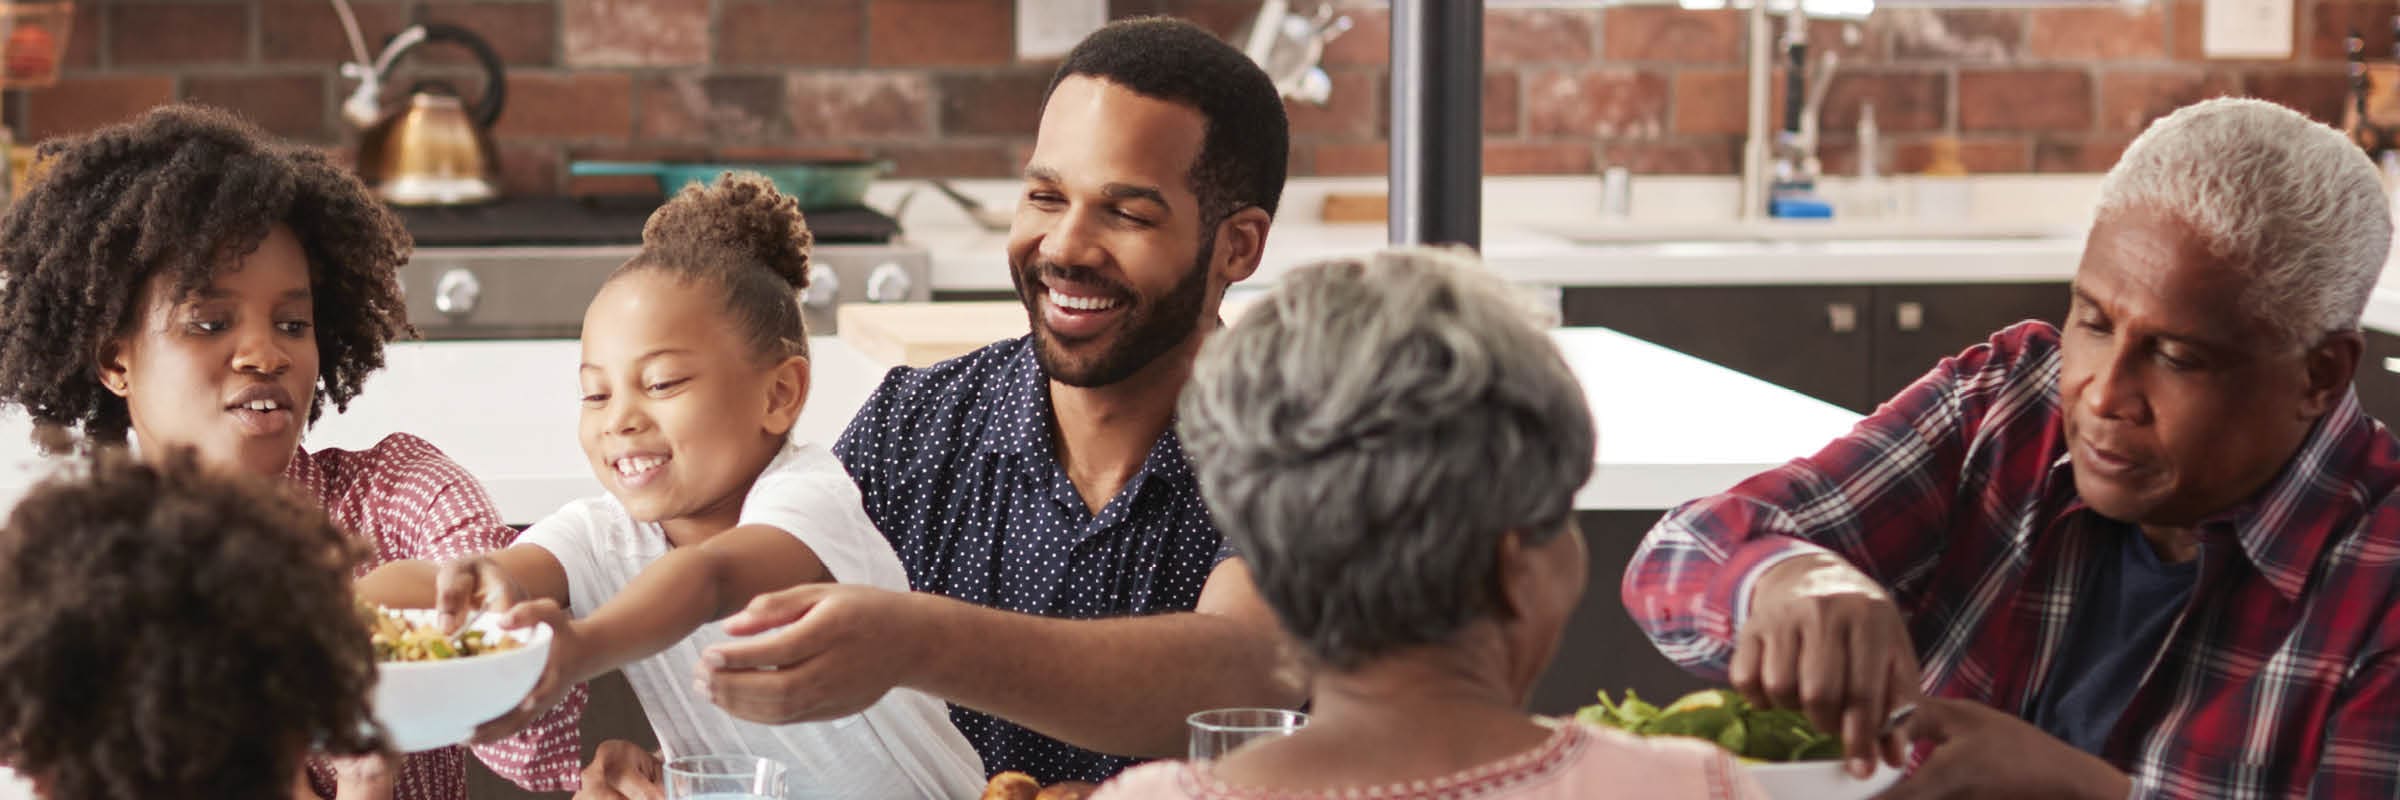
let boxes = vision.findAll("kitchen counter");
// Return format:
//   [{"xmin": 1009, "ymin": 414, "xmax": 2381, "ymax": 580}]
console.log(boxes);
[
  {"xmin": 890, "ymin": 177, "xmax": 2400, "ymax": 335},
  {"xmin": 0, "ymin": 329, "xmax": 1854, "ymax": 521}
]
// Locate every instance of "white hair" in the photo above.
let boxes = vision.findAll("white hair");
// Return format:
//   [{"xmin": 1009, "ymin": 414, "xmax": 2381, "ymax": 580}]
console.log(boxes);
[{"xmin": 2096, "ymin": 97, "xmax": 2392, "ymax": 345}]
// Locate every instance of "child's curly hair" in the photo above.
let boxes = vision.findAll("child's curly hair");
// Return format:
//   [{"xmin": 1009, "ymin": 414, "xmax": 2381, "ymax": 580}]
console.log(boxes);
[
  {"xmin": 0, "ymin": 450, "xmax": 388, "ymax": 799},
  {"xmin": 0, "ymin": 104, "xmax": 413, "ymax": 452},
  {"xmin": 621, "ymin": 171, "xmax": 814, "ymax": 360}
]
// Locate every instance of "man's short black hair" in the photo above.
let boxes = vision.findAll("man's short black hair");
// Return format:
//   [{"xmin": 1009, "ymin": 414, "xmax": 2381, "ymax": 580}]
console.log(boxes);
[{"xmin": 1045, "ymin": 17, "xmax": 1290, "ymax": 225}]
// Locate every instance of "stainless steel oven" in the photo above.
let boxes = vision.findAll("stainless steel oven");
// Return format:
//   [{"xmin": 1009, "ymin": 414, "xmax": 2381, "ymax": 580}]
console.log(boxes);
[{"xmin": 393, "ymin": 197, "xmax": 931, "ymax": 340}]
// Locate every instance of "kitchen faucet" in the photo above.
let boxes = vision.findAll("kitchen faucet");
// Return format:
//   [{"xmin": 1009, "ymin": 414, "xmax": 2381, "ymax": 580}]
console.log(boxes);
[{"xmin": 1744, "ymin": 3, "xmax": 1854, "ymax": 219}]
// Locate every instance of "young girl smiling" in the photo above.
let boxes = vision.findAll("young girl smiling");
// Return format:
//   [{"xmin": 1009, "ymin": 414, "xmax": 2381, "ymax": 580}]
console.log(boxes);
[{"xmin": 362, "ymin": 173, "xmax": 985, "ymax": 798}]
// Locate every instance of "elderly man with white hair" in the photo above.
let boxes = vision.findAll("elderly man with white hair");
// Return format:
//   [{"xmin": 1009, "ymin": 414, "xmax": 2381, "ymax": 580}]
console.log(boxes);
[{"xmin": 1625, "ymin": 95, "xmax": 2400, "ymax": 798}]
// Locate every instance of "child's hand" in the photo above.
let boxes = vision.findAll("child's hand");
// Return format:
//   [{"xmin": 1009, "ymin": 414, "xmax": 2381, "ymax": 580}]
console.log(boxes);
[
  {"xmin": 471, "ymin": 598, "xmax": 581, "ymax": 743},
  {"xmin": 434, "ymin": 556, "xmax": 531, "ymax": 635},
  {"xmin": 573, "ymin": 740, "xmax": 664, "ymax": 800}
]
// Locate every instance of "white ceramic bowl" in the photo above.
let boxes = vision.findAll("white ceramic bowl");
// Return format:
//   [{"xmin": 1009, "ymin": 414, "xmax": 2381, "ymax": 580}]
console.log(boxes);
[
  {"xmin": 369, "ymin": 609, "xmax": 552, "ymax": 752},
  {"xmin": 1744, "ymin": 761, "xmax": 1903, "ymax": 800}
]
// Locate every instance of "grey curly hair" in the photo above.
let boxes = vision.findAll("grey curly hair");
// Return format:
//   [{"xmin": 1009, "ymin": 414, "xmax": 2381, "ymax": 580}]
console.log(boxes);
[
  {"xmin": 2097, "ymin": 97, "xmax": 2392, "ymax": 346},
  {"xmin": 1178, "ymin": 247, "xmax": 1596, "ymax": 671}
]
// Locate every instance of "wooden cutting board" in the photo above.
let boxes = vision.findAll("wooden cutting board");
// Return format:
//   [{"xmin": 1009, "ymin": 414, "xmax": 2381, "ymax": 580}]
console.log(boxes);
[{"xmin": 837, "ymin": 301, "xmax": 1030, "ymax": 368}]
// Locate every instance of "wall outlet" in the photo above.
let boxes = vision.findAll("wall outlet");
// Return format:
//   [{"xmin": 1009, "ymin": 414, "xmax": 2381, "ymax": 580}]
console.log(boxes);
[
  {"xmin": 1018, "ymin": 0, "xmax": 1108, "ymax": 60},
  {"xmin": 2203, "ymin": 0, "xmax": 2294, "ymax": 59}
]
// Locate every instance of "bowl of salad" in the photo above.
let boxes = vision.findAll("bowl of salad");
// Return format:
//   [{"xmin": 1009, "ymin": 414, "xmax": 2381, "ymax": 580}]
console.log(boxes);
[
  {"xmin": 363, "ymin": 605, "xmax": 552, "ymax": 752},
  {"xmin": 1578, "ymin": 689, "xmax": 1902, "ymax": 800}
]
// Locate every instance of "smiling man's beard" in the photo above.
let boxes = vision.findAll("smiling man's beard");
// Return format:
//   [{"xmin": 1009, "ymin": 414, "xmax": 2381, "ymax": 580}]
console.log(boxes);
[{"xmin": 1013, "ymin": 235, "xmax": 1215, "ymax": 389}]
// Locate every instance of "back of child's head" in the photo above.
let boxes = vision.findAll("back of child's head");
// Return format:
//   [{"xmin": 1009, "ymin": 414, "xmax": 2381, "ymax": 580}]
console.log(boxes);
[
  {"xmin": 0, "ymin": 103, "xmax": 412, "ymax": 451},
  {"xmin": 616, "ymin": 172, "xmax": 814, "ymax": 362},
  {"xmin": 0, "ymin": 451, "xmax": 387, "ymax": 799}
]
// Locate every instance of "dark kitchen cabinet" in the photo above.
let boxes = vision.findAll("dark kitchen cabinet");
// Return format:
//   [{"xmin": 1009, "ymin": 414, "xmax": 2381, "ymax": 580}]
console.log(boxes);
[
  {"xmin": 1869, "ymin": 283, "xmax": 2072, "ymax": 407},
  {"xmin": 2355, "ymin": 330, "xmax": 2400, "ymax": 428},
  {"xmin": 1565, "ymin": 282, "xmax": 2071, "ymax": 415},
  {"xmin": 1562, "ymin": 285, "xmax": 1878, "ymax": 412},
  {"xmin": 1528, "ymin": 510, "xmax": 1716, "ymax": 717}
]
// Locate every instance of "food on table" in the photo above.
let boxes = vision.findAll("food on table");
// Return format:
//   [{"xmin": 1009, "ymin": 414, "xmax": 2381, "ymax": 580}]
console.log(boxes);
[
  {"xmin": 1576, "ymin": 688, "xmax": 1844, "ymax": 763},
  {"xmin": 982, "ymin": 771, "xmax": 1039, "ymax": 800},
  {"xmin": 360, "ymin": 603, "xmax": 524, "ymax": 662},
  {"xmin": 980, "ymin": 771, "xmax": 1095, "ymax": 800}
]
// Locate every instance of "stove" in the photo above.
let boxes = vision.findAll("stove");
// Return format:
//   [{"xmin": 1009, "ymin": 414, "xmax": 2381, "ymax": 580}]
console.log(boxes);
[{"xmin": 392, "ymin": 196, "xmax": 931, "ymax": 339}]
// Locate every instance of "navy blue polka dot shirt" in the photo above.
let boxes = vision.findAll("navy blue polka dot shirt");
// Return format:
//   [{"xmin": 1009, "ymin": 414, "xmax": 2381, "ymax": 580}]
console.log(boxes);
[{"xmin": 833, "ymin": 335, "xmax": 1234, "ymax": 785}]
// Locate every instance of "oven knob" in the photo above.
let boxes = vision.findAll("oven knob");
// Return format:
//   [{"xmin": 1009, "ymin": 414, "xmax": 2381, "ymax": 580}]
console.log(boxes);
[
  {"xmin": 802, "ymin": 264, "xmax": 841, "ymax": 308},
  {"xmin": 433, "ymin": 268, "xmax": 481, "ymax": 318},
  {"xmin": 866, "ymin": 262, "xmax": 913, "ymax": 303}
]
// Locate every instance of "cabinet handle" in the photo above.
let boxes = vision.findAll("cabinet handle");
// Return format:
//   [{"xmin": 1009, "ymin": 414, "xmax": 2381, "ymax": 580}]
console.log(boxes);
[
  {"xmin": 2384, "ymin": 356, "xmax": 2400, "ymax": 375},
  {"xmin": 1895, "ymin": 301, "xmax": 1925, "ymax": 332},
  {"xmin": 1827, "ymin": 302, "xmax": 1859, "ymax": 333}
]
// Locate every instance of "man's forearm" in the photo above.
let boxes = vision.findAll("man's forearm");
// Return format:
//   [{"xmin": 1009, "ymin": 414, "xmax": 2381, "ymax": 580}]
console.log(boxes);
[{"xmin": 901, "ymin": 592, "xmax": 1308, "ymax": 759}]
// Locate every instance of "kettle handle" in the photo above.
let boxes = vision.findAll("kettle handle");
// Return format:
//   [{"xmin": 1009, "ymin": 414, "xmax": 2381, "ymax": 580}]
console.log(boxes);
[{"xmin": 399, "ymin": 23, "xmax": 508, "ymax": 131}]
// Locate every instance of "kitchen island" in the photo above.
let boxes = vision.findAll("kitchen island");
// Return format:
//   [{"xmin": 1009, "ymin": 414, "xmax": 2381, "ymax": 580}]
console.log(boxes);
[
  {"xmin": 0, "ymin": 326, "xmax": 1851, "ymax": 741},
  {"xmin": 0, "ymin": 329, "xmax": 1859, "ymax": 524}
]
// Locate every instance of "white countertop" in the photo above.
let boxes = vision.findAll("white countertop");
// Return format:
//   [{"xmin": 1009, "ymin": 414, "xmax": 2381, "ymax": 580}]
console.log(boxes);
[
  {"xmin": 0, "ymin": 329, "xmax": 1855, "ymax": 520},
  {"xmin": 891, "ymin": 176, "xmax": 2400, "ymax": 335}
]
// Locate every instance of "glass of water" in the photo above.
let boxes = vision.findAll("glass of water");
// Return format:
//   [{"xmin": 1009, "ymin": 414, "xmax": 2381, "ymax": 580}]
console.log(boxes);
[
  {"xmin": 664, "ymin": 754, "xmax": 788, "ymax": 800},
  {"xmin": 1187, "ymin": 708, "xmax": 1308, "ymax": 761}
]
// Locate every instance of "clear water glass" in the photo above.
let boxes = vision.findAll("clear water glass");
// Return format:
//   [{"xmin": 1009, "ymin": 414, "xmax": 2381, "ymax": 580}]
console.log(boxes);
[
  {"xmin": 663, "ymin": 754, "xmax": 788, "ymax": 800},
  {"xmin": 1187, "ymin": 707, "xmax": 1309, "ymax": 761}
]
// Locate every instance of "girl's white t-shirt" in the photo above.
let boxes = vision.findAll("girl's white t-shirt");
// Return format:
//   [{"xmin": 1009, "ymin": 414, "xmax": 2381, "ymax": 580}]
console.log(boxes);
[{"xmin": 519, "ymin": 440, "xmax": 987, "ymax": 799}]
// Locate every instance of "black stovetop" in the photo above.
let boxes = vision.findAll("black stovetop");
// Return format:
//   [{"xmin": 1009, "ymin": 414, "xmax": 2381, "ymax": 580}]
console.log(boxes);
[{"xmin": 395, "ymin": 195, "xmax": 901, "ymax": 248}]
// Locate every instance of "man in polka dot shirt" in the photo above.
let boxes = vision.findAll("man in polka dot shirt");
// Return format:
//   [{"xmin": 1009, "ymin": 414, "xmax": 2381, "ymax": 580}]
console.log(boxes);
[{"xmin": 693, "ymin": 18, "xmax": 1310, "ymax": 786}]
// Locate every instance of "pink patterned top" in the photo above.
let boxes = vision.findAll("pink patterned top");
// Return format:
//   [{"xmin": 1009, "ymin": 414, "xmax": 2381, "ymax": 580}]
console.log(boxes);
[
  {"xmin": 286, "ymin": 434, "xmax": 586, "ymax": 799},
  {"xmin": 1092, "ymin": 723, "xmax": 1767, "ymax": 800}
]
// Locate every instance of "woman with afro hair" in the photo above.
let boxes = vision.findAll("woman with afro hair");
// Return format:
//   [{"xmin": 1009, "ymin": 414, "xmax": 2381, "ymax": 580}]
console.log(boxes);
[{"xmin": 0, "ymin": 104, "xmax": 585, "ymax": 800}]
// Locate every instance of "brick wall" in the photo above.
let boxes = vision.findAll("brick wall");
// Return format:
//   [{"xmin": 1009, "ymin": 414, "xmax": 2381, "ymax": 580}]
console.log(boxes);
[{"xmin": 27, "ymin": 0, "xmax": 2372, "ymax": 194}]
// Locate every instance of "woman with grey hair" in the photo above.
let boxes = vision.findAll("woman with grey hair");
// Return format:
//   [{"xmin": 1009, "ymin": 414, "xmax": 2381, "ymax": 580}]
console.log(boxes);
[{"xmin": 1094, "ymin": 248, "xmax": 1765, "ymax": 799}]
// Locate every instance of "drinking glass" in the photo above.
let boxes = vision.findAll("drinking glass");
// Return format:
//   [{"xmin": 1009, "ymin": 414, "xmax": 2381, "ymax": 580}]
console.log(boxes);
[
  {"xmin": 1187, "ymin": 708, "xmax": 1309, "ymax": 760},
  {"xmin": 663, "ymin": 754, "xmax": 788, "ymax": 800}
]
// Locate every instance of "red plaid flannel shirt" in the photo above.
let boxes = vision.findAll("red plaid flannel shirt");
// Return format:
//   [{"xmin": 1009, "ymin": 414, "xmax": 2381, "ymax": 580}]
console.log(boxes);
[
  {"xmin": 288, "ymin": 433, "xmax": 586, "ymax": 799},
  {"xmin": 1624, "ymin": 321, "xmax": 2400, "ymax": 798}
]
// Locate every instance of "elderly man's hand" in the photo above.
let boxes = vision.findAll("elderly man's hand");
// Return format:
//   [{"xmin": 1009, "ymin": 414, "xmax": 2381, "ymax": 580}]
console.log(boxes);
[
  {"xmin": 696, "ymin": 583, "xmax": 930, "ymax": 724},
  {"xmin": 1738, "ymin": 553, "xmax": 1919, "ymax": 778},
  {"xmin": 1874, "ymin": 697, "xmax": 2130, "ymax": 800}
]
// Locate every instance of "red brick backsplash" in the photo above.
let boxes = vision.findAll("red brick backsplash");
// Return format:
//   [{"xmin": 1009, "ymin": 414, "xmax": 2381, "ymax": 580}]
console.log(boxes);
[
  {"xmin": 65, "ymin": 0, "xmax": 102, "ymax": 70},
  {"xmin": 565, "ymin": 0, "xmax": 710, "ymax": 67},
  {"xmin": 420, "ymin": 2, "xmax": 560, "ymax": 67},
  {"xmin": 2098, "ymin": 69, "xmax": 2243, "ymax": 132},
  {"xmin": 2026, "ymin": 7, "xmax": 2168, "ymax": 61},
  {"xmin": 867, "ymin": 0, "xmax": 1013, "ymax": 66},
  {"xmin": 785, "ymin": 72, "xmax": 935, "ymax": 139},
  {"xmin": 27, "ymin": 75, "xmax": 179, "ymax": 140},
  {"xmin": 110, "ymin": 3, "xmax": 252, "ymax": 66},
  {"xmin": 1603, "ymin": 7, "xmax": 1743, "ymax": 64},
  {"xmin": 1526, "ymin": 68, "xmax": 1670, "ymax": 139},
  {"xmin": 1484, "ymin": 140, "xmax": 1598, "ymax": 175},
  {"xmin": 720, "ymin": 0, "xmax": 866, "ymax": 66},
  {"xmin": 183, "ymin": 73, "xmax": 330, "ymax": 139},
  {"xmin": 259, "ymin": 0, "xmax": 407, "ymax": 66},
  {"xmin": 32, "ymin": 0, "xmax": 2383, "ymax": 191},
  {"xmin": 1485, "ymin": 9, "xmax": 1598, "ymax": 66},
  {"xmin": 494, "ymin": 73, "xmax": 636, "ymax": 139},
  {"xmin": 1959, "ymin": 69, "xmax": 2095, "ymax": 132}
]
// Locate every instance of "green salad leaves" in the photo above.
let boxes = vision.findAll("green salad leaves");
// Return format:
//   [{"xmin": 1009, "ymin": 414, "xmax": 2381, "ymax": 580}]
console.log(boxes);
[{"xmin": 1576, "ymin": 688, "xmax": 1844, "ymax": 763}]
